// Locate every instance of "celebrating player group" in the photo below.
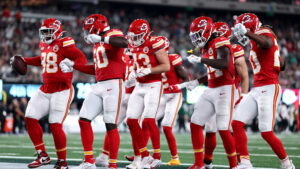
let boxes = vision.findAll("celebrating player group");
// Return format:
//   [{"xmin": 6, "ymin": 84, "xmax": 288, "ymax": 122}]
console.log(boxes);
[{"xmin": 10, "ymin": 11, "xmax": 295, "ymax": 169}]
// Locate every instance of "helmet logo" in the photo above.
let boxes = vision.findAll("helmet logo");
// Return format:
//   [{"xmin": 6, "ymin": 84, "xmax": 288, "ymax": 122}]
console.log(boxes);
[
  {"xmin": 140, "ymin": 23, "xmax": 148, "ymax": 31},
  {"xmin": 241, "ymin": 15, "xmax": 251, "ymax": 24},
  {"xmin": 85, "ymin": 18, "xmax": 95, "ymax": 25},
  {"xmin": 219, "ymin": 25, "xmax": 228, "ymax": 32},
  {"xmin": 53, "ymin": 20, "xmax": 61, "ymax": 29},
  {"xmin": 197, "ymin": 20, "xmax": 207, "ymax": 29}
]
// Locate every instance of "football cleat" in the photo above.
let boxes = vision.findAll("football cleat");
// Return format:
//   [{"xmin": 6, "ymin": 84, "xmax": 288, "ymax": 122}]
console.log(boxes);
[
  {"xmin": 71, "ymin": 161, "xmax": 96, "ymax": 169},
  {"xmin": 53, "ymin": 160, "xmax": 68, "ymax": 169},
  {"xmin": 167, "ymin": 158, "xmax": 180, "ymax": 166},
  {"xmin": 28, "ymin": 151, "xmax": 51, "ymax": 168},
  {"xmin": 126, "ymin": 156, "xmax": 141, "ymax": 169},
  {"xmin": 150, "ymin": 159, "xmax": 161, "ymax": 169},
  {"xmin": 124, "ymin": 155, "xmax": 134, "ymax": 162},
  {"xmin": 204, "ymin": 162, "xmax": 213, "ymax": 169},
  {"xmin": 140, "ymin": 156, "xmax": 153, "ymax": 169},
  {"xmin": 95, "ymin": 153, "xmax": 109, "ymax": 167},
  {"xmin": 281, "ymin": 160, "xmax": 295, "ymax": 169},
  {"xmin": 236, "ymin": 163, "xmax": 253, "ymax": 169},
  {"xmin": 188, "ymin": 164, "xmax": 205, "ymax": 169}
]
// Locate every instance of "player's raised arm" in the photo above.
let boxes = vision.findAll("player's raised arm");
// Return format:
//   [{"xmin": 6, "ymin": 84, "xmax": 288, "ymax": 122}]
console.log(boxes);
[
  {"xmin": 24, "ymin": 56, "xmax": 42, "ymax": 66},
  {"xmin": 201, "ymin": 46, "xmax": 230, "ymax": 69},
  {"xmin": 234, "ymin": 56, "xmax": 249, "ymax": 94},
  {"xmin": 152, "ymin": 48, "xmax": 170, "ymax": 73}
]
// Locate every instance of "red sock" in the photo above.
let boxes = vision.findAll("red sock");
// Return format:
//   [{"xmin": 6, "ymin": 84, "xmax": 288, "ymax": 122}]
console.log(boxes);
[
  {"xmin": 25, "ymin": 117, "xmax": 45, "ymax": 152},
  {"xmin": 102, "ymin": 133, "xmax": 110, "ymax": 156},
  {"xmin": 141, "ymin": 119, "xmax": 150, "ymax": 147},
  {"xmin": 50, "ymin": 123, "xmax": 67, "ymax": 161},
  {"xmin": 232, "ymin": 120, "xmax": 249, "ymax": 161},
  {"xmin": 143, "ymin": 118, "xmax": 161, "ymax": 159},
  {"xmin": 132, "ymin": 136, "xmax": 141, "ymax": 156},
  {"xmin": 107, "ymin": 128, "xmax": 119, "ymax": 168},
  {"xmin": 219, "ymin": 130, "xmax": 237, "ymax": 168},
  {"xmin": 261, "ymin": 131, "xmax": 287, "ymax": 159},
  {"xmin": 204, "ymin": 132, "xmax": 216, "ymax": 163},
  {"xmin": 190, "ymin": 123, "xmax": 204, "ymax": 167},
  {"xmin": 163, "ymin": 126, "xmax": 178, "ymax": 158},
  {"xmin": 127, "ymin": 118, "xmax": 149, "ymax": 158},
  {"xmin": 79, "ymin": 120, "xmax": 94, "ymax": 164}
]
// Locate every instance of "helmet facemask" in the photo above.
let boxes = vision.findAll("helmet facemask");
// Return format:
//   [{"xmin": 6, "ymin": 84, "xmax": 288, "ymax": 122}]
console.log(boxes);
[
  {"xmin": 190, "ymin": 29, "xmax": 207, "ymax": 48},
  {"xmin": 39, "ymin": 27, "xmax": 56, "ymax": 44},
  {"xmin": 127, "ymin": 31, "xmax": 147, "ymax": 47}
]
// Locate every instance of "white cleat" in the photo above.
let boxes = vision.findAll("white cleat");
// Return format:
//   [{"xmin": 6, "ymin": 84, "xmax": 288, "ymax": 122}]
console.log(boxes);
[
  {"xmin": 236, "ymin": 163, "xmax": 253, "ymax": 169},
  {"xmin": 150, "ymin": 159, "xmax": 161, "ymax": 169},
  {"xmin": 281, "ymin": 160, "xmax": 295, "ymax": 169},
  {"xmin": 140, "ymin": 156, "xmax": 153, "ymax": 169},
  {"xmin": 204, "ymin": 162, "xmax": 213, "ymax": 169},
  {"xmin": 71, "ymin": 162, "xmax": 96, "ymax": 169},
  {"xmin": 126, "ymin": 156, "xmax": 141, "ymax": 169},
  {"xmin": 95, "ymin": 153, "xmax": 109, "ymax": 167}
]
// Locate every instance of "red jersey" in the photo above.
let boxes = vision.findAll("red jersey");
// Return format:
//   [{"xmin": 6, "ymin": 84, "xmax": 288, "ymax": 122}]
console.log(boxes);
[
  {"xmin": 202, "ymin": 36, "xmax": 235, "ymax": 88},
  {"xmin": 124, "ymin": 53, "xmax": 135, "ymax": 94},
  {"xmin": 32, "ymin": 37, "xmax": 86, "ymax": 93},
  {"xmin": 162, "ymin": 54, "xmax": 183, "ymax": 93},
  {"xmin": 93, "ymin": 29, "xmax": 125, "ymax": 81},
  {"xmin": 250, "ymin": 28, "xmax": 280, "ymax": 87},
  {"xmin": 129, "ymin": 36, "xmax": 166, "ymax": 83},
  {"xmin": 232, "ymin": 44, "xmax": 245, "ymax": 89}
]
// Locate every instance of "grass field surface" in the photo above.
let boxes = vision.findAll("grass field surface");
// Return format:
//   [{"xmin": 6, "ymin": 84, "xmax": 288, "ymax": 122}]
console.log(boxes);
[{"xmin": 0, "ymin": 133, "xmax": 299, "ymax": 168}]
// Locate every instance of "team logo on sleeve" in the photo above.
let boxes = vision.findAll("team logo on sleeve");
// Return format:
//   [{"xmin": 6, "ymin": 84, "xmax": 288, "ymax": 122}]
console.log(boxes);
[
  {"xmin": 143, "ymin": 47, "xmax": 149, "ymax": 53},
  {"xmin": 53, "ymin": 45, "xmax": 59, "ymax": 52}
]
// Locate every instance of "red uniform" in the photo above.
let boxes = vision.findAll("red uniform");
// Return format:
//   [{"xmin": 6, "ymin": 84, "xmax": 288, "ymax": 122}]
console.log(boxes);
[
  {"xmin": 124, "ymin": 53, "xmax": 135, "ymax": 94},
  {"xmin": 162, "ymin": 54, "xmax": 183, "ymax": 93},
  {"xmin": 202, "ymin": 36, "xmax": 235, "ymax": 88},
  {"xmin": 249, "ymin": 28, "xmax": 280, "ymax": 87},
  {"xmin": 129, "ymin": 36, "xmax": 166, "ymax": 83},
  {"xmin": 24, "ymin": 37, "xmax": 87, "ymax": 93},
  {"xmin": 93, "ymin": 29, "xmax": 125, "ymax": 81},
  {"xmin": 232, "ymin": 44, "xmax": 245, "ymax": 89}
]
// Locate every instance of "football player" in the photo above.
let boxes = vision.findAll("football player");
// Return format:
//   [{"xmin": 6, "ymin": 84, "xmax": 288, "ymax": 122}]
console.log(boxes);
[
  {"xmin": 125, "ymin": 19, "xmax": 170, "ymax": 169},
  {"xmin": 183, "ymin": 16, "xmax": 238, "ymax": 169},
  {"xmin": 10, "ymin": 18, "xmax": 87, "ymax": 169},
  {"xmin": 231, "ymin": 13, "xmax": 294, "ymax": 169},
  {"xmin": 59, "ymin": 14, "xmax": 128, "ymax": 169}
]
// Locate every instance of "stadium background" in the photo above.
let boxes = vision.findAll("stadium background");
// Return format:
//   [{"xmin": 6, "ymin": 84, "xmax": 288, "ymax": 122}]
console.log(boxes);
[{"xmin": 0, "ymin": 0, "xmax": 300, "ymax": 168}]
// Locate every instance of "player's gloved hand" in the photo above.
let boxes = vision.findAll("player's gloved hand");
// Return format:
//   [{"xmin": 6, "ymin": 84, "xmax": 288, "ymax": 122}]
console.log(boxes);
[
  {"xmin": 59, "ymin": 58, "xmax": 74, "ymax": 73},
  {"xmin": 235, "ymin": 93, "xmax": 247, "ymax": 107},
  {"xmin": 187, "ymin": 54, "xmax": 201, "ymax": 63},
  {"xmin": 233, "ymin": 23, "xmax": 247, "ymax": 36},
  {"xmin": 84, "ymin": 34, "xmax": 102, "ymax": 44},
  {"xmin": 128, "ymin": 71, "xmax": 137, "ymax": 81},
  {"xmin": 136, "ymin": 68, "xmax": 151, "ymax": 78},
  {"xmin": 125, "ymin": 74, "xmax": 136, "ymax": 88}
]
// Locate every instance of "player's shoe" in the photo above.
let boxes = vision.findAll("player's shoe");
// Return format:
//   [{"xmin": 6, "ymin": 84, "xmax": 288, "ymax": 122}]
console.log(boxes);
[
  {"xmin": 28, "ymin": 151, "xmax": 51, "ymax": 168},
  {"xmin": 188, "ymin": 164, "xmax": 205, "ymax": 169},
  {"xmin": 53, "ymin": 160, "xmax": 68, "ymax": 169},
  {"xmin": 150, "ymin": 159, "xmax": 161, "ymax": 169},
  {"xmin": 281, "ymin": 160, "xmax": 295, "ymax": 169},
  {"xmin": 126, "ymin": 156, "xmax": 141, "ymax": 169},
  {"xmin": 167, "ymin": 158, "xmax": 180, "ymax": 165},
  {"xmin": 71, "ymin": 162, "xmax": 96, "ymax": 169},
  {"xmin": 204, "ymin": 162, "xmax": 213, "ymax": 169},
  {"xmin": 140, "ymin": 156, "xmax": 153, "ymax": 169},
  {"xmin": 125, "ymin": 155, "xmax": 135, "ymax": 162},
  {"xmin": 236, "ymin": 163, "xmax": 253, "ymax": 169},
  {"xmin": 95, "ymin": 153, "xmax": 109, "ymax": 167}
]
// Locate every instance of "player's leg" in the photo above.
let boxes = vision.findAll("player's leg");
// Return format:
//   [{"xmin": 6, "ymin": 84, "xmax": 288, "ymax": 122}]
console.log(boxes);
[
  {"xmin": 232, "ymin": 90, "xmax": 257, "ymax": 167},
  {"xmin": 257, "ymin": 84, "xmax": 294, "ymax": 168},
  {"xmin": 214, "ymin": 85, "xmax": 237, "ymax": 168},
  {"xmin": 204, "ymin": 114, "xmax": 217, "ymax": 168},
  {"xmin": 102, "ymin": 79, "xmax": 124, "ymax": 169},
  {"xmin": 161, "ymin": 92, "xmax": 182, "ymax": 165},
  {"xmin": 189, "ymin": 90, "xmax": 215, "ymax": 169},
  {"xmin": 25, "ymin": 89, "xmax": 51, "ymax": 168},
  {"xmin": 49, "ymin": 87, "xmax": 74, "ymax": 168},
  {"xmin": 142, "ymin": 82, "xmax": 163, "ymax": 166}
]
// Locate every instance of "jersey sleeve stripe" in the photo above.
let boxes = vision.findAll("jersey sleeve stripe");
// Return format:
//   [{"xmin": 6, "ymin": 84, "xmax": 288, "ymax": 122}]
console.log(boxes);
[
  {"xmin": 234, "ymin": 50, "xmax": 244, "ymax": 57},
  {"xmin": 107, "ymin": 31, "xmax": 124, "ymax": 37},
  {"xmin": 152, "ymin": 40, "xmax": 164, "ymax": 49},
  {"xmin": 172, "ymin": 58, "xmax": 182, "ymax": 65},
  {"xmin": 215, "ymin": 40, "xmax": 230, "ymax": 48},
  {"xmin": 63, "ymin": 40, "xmax": 75, "ymax": 47},
  {"xmin": 255, "ymin": 29, "xmax": 271, "ymax": 35}
]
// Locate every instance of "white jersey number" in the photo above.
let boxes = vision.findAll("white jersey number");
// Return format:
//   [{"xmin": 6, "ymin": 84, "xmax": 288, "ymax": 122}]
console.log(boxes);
[
  {"xmin": 41, "ymin": 52, "xmax": 58, "ymax": 73},
  {"xmin": 133, "ymin": 53, "xmax": 151, "ymax": 69},
  {"xmin": 94, "ymin": 46, "xmax": 109, "ymax": 69}
]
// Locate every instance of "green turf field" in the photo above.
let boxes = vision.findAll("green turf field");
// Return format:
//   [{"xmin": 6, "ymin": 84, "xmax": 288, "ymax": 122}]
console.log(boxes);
[{"xmin": 0, "ymin": 132, "xmax": 299, "ymax": 168}]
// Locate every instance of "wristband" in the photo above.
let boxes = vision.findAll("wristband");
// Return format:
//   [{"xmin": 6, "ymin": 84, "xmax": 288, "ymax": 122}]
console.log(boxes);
[{"xmin": 104, "ymin": 36, "xmax": 110, "ymax": 44}]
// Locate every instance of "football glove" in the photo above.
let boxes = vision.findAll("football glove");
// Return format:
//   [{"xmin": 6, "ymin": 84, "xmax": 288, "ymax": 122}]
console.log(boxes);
[
  {"xmin": 187, "ymin": 54, "xmax": 201, "ymax": 63},
  {"xmin": 59, "ymin": 58, "xmax": 74, "ymax": 73},
  {"xmin": 233, "ymin": 23, "xmax": 247, "ymax": 36},
  {"xmin": 128, "ymin": 71, "xmax": 137, "ymax": 81},
  {"xmin": 84, "ymin": 34, "xmax": 102, "ymax": 44},
  {"xmin": 136, "ymin": 68, "xmax": 151, "ymax": 78}
]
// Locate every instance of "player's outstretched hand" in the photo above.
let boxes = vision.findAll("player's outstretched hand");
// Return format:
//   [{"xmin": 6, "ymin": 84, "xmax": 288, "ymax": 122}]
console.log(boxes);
[
  {"xmin": 187, "ymin": 54, "xmax": 201, "ymax": 63},
  {"xmin": 84, "ymin": 34, "xmax": 102, "ymax": 44},
  {"xmin": 59, "ymin": 58, "xmax": 74, "ymax": 73},
  {"xmin": 233, "ymin": 23, "xmax": 247, "ymax": 36},
  {"xmin": 136, "ymin": 68, "xmax": 151, "ymax": 78}
]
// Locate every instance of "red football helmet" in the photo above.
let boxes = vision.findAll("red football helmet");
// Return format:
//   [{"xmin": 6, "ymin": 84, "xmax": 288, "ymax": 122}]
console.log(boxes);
[
  {"xmin": 214, "ymin": 22, "xmax": 231, "ymax": 38},
  {"xmin": 83, "ymin": 14, "xmax": 110, "ymax": 35},
  {"xmin": 39, "ymin": 18, "xmax": 63, "ymax": 44},
  {"xmin": 235, "ymin": 13, "xmax": 261, "ymax": 33},
  {"xmin": 190, "ymin": 16, "xmax": 214, "ymax": 48},
  {"xmin": 127, "ymin": 19, "xmax": 150, "ymax": 47}
]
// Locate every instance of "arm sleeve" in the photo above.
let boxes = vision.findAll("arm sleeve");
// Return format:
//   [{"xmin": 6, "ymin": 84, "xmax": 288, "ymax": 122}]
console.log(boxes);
[
  {"xmin": 24, "ymin": 56, "xmax": 42, "ymax": 66},
  {"xmin": 62, "ymin": 46, "xmax": 87, "ymax": 65},
  {"xmin": 73, "ymin": 64, "xmax": 95, "ymax": 75}
]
